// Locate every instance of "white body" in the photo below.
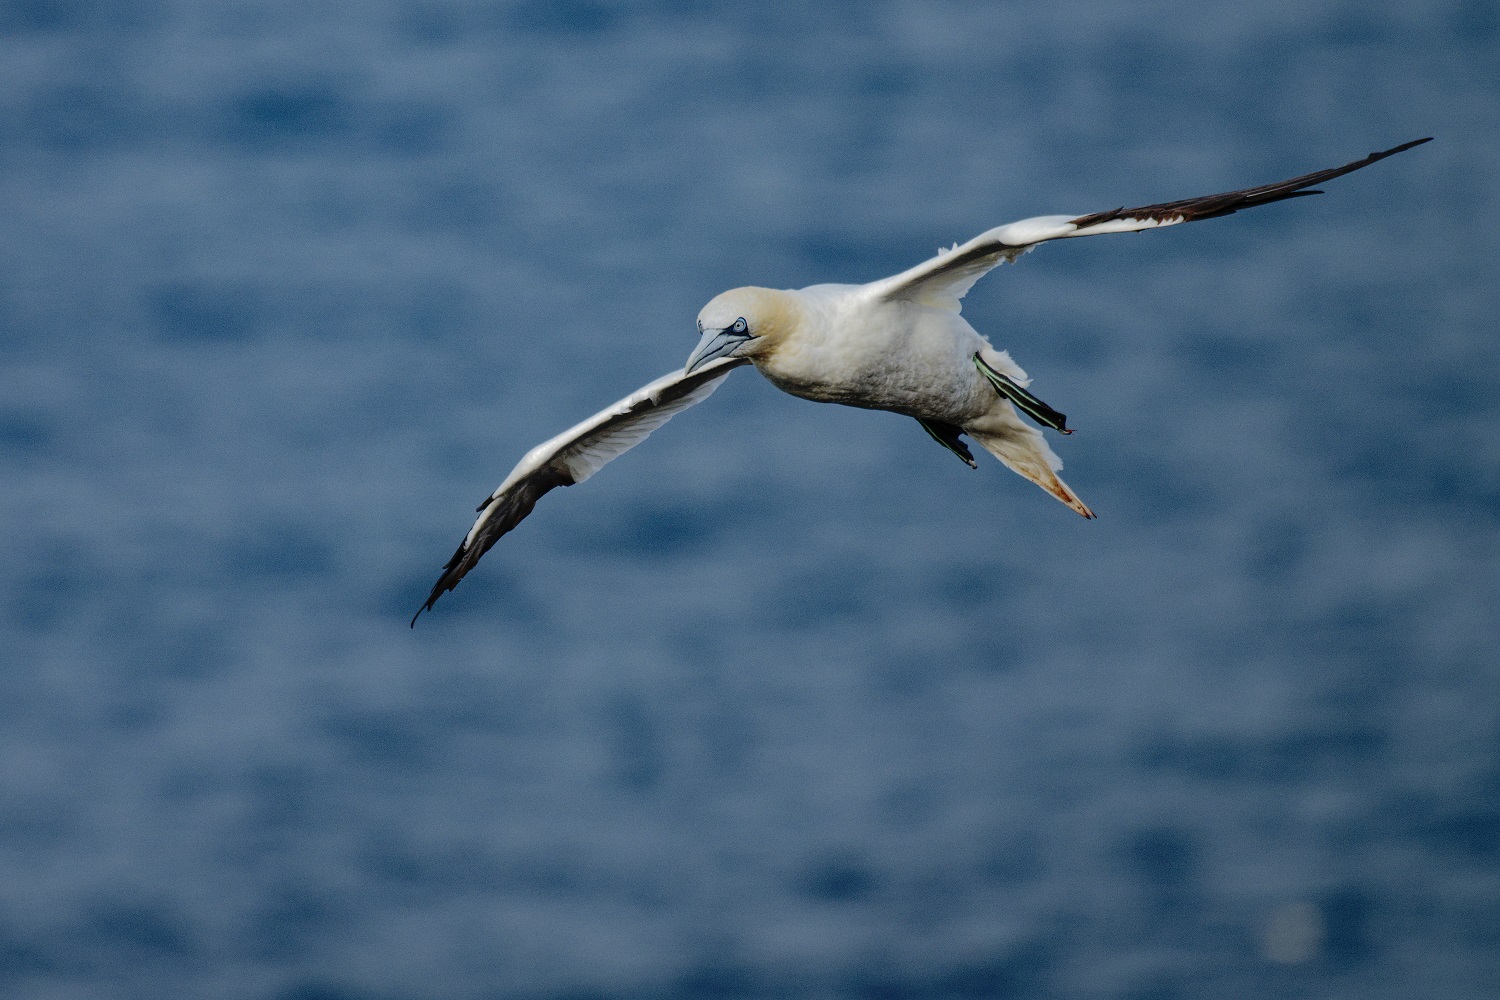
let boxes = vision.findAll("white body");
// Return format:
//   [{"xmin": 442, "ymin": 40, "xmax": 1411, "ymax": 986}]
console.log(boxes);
[
  {"xmin": 754, "ymin": 283, "xmax": 1006, "ymax": 423},
  {"xmin": 693, "ymin": 264, "xmax": 1086, "ymax": 516}
]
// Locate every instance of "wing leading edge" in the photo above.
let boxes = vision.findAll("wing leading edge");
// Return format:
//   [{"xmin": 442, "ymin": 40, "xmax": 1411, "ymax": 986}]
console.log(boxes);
[
  {"xmin": 412, "ymin": 357, "xmax": 750, "ymax": 625},
  {"xmin": 875, "ymin": 138, "xmax": 1432, "ymax": 310}
]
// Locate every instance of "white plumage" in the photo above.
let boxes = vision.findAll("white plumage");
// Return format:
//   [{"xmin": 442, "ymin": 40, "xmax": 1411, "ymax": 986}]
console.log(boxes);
[{"xmin": 413, "ymin": 138, "xmax": 1429, "ymax": 623}]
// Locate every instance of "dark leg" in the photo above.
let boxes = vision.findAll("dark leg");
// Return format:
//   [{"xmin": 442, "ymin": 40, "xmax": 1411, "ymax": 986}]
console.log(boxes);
[
  {"xmin": 916, "ymin": 418, "xmax": 978, "ymax": 468},
  {"xmin": 973, "ymin": 354, "xmax": 1073, "ymax": 434}
]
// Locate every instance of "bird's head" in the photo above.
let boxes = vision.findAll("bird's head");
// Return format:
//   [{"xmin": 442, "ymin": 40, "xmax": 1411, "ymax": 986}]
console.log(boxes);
[{"xmin": 685, "ymin": 287, "xmax": 800, "ymax": 374}]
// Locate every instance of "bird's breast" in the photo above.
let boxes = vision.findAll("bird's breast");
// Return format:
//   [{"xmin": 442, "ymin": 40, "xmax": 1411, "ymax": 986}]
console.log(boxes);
[{"xmin": 756, "ymin": 301, "xmax": 992, "ymax": 422}]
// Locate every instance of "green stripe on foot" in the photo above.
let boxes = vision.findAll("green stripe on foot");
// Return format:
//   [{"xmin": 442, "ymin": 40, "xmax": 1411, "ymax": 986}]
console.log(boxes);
[{"xmin": 973, "ymin": 354, "xmax": 1073, "ymax": 433}]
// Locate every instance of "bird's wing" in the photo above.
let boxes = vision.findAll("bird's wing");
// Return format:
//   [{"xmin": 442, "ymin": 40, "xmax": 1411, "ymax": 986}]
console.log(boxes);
[
  {"xmin": 412, "ymin": 356, "xmax": 750, "ymax": 625},
  {"xmin": 873, "ymin": 138, "xmax": 1431, "ymax": 311}
]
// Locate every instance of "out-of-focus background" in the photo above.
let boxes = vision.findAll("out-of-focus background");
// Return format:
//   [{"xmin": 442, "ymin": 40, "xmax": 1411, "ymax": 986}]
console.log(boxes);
[{"xmin": 2, "ymin": 2, "xmax": 1496, "ymax": 997}]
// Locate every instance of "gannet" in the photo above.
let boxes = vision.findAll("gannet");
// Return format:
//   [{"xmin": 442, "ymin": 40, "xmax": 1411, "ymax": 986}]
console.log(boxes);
[{"xmin": 413, "ymin": 138, "xmax": 1429, "ymax": 624}]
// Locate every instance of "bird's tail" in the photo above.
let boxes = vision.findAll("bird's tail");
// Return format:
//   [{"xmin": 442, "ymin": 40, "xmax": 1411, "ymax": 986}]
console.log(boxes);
[{"xmin": 966, "ymin": 425, "xmax": 1096, "ymax": 519}]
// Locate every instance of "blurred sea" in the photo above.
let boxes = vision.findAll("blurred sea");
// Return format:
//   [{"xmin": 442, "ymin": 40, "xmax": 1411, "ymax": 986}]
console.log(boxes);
[{"xmin": 2, "ymin": 2, "xmax": 1498, "ymax": 998}]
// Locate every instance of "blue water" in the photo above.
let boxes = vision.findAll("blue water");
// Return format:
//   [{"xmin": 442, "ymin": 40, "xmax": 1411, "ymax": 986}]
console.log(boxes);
[{"xmin": 2, "ymin": 2, "xmax": 1497, "ymax": 997}]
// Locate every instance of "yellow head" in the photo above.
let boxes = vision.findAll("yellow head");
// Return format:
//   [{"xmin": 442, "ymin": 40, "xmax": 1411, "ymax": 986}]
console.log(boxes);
[{"xmin": 685, "ymin": 286, "xmax": 801, "ymax": 373}]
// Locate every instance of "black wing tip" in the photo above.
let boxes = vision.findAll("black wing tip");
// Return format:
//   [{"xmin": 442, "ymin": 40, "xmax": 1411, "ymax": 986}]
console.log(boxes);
[
  {"xmin": 1354, "ymin": 137, "xmax": 1432, "ymax": 171},
  {"xmin": 1381, "ymin": 137, "xmax": 1433, "ymax": 157},
  {"xmin": 410, "ymin": 539, "xmax": 472, "ymax": 627},
  {"xmin": 1071, "ymin": 136, "xmax": 1432, "ymax": 230},
  {"xmin": 410, "ymin": 576, "xmax": 455, "ymax": 628},
  {"xmin": 410, "ymin": 580, "xmax": 448, "ymax": 628}
]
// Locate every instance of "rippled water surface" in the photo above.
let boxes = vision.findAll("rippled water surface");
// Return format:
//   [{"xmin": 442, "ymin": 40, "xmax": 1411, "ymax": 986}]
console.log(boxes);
[{"xmin": 2, "ymin": 2, "xmax": 1497, "ymax": 998}]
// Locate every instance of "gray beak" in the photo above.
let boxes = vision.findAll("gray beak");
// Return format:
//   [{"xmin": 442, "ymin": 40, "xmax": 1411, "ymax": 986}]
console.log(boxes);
[{"xmin": 685, "ymin": 327, "xmax": 754, "ymax": 374}]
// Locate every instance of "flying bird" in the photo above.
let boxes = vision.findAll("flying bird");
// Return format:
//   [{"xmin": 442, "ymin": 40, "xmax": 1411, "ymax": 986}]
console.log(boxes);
[{"xmin": 413, "ymin": 138, "xmax": 1430, "ymax": 625}]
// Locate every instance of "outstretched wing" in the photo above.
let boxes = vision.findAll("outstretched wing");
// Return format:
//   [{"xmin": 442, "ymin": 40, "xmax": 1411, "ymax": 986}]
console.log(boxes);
[
  {"xmin": 874, "ymin": 138, "xmax": 1431, "ymax": 311},
  {"xmin": 412, "ymin": 356, "xmax": 750, "ymax": 625}
]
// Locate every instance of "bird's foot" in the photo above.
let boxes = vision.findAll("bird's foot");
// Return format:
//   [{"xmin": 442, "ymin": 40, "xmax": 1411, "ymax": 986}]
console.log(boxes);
[
  {"xmin": 973, "ymin": 354, "xmax": 1073, "ymax": 433},
  {"xmin": 916, "ymin": 418, "xmax": 978, "ymax": 468}
]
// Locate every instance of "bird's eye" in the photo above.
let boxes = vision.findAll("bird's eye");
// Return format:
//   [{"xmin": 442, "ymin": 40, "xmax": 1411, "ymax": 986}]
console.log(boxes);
[{"xmin": 732, "ymin": 318, "xmax": 748, "ymax": 333}]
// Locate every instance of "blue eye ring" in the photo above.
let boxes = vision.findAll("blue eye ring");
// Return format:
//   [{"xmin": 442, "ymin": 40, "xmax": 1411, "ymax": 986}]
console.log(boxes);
[{"xmin": 732, "ymin": 317, "xmax": 748, "ymax": 333}]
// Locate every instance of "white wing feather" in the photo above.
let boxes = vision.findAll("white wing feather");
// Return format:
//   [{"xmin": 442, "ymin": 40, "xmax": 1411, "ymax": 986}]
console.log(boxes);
[
  {"xmin": 872, "ymin": 139, "xmax": 1430, "ymax": 312},
  {"xmin": 414, "ymin": 357, "xmax": 749, "ymax": 623}
]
